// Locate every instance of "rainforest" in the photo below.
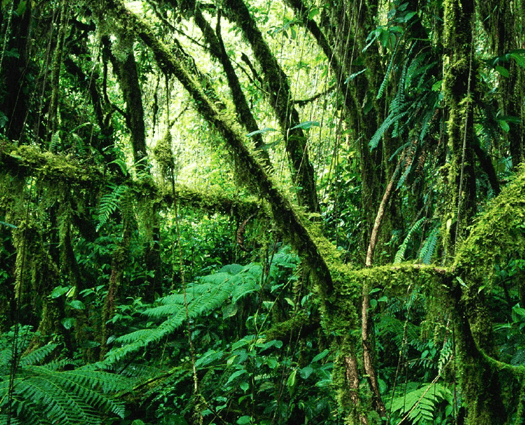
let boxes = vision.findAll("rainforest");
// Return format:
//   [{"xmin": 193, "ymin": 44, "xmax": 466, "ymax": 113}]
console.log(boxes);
[{"xmin": 1, "ymin": 0, "xmax": 525, "ymax": 423}]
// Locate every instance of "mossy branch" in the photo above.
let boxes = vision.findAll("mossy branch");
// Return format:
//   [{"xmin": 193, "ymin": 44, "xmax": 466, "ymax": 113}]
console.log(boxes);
[
  {"xmin": 96, "ymin": 0, "xmax": 335, "ymax": 294},
  {"xmin": 0, "ymin": 140, "xmax": 262, "ymax": 218}
]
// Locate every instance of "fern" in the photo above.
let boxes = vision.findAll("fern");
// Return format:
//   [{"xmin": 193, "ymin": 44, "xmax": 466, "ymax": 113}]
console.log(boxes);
[
  {"xmin": 18, "ymin": 343, "xmax": 59, "ymax": 367},
  {"xmin": 369, "ymin": 108, "xmax": 409, "ymax": 150},
  {"xmin": 405, "ymin": 51, "xmax": 427, "ymax": 90},
  {"xmin": 396, "ymin": 154, "xmax": 415, "ymax": 190},
  {"xmin": 376, "ymin": 38, "xmax": 400, "ymax": 100},
  {"xmin": 97, "ymin": 183, "xmax": 129, "ymax": 231},
  {"xmin": 418, "ymin": 225, "xmax": 440, "ymax": 265},
  {"xmin": 390, "ymin": 382, "xmax": 452, "ymax": 424},
  {"xmin": 104, "ymin": 262, "xmax": 262, "ymax": 365},
  {"xmin": 0, "ymin": 339, "xmax": 132, "ymax": 425},
  {"xmin": 376, "ymin": 315, "xmax": 420, "ymax": 348},
  {"xmin": 394, "ymin": 218, "xmax": 425, "ymax": 263}
]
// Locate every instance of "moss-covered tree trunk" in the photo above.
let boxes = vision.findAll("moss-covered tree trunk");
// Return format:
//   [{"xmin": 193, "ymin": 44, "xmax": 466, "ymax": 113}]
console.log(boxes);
[
  {"xmin": 0, "ymin": 0, "xmax": 33, "ymax": 143},
  {"xmin": 223, "ymin": 0, "xmax": 319, "ymax": 212},
  {"xmin": 443, "ymin": 0, "xmax": 477, "ymax": 252},
  {"xmin": 103, "ymin": 36, "xmax": 147, "ymax": 164},
  {"xmin": 190, "ymin": 1, "xmax": 272, "ymax": 169},
  {"xmin": 64, "ymin": 30, "xmax": 117, "ymax": 160},
  {"xmin": 496, "ymin": 0, "xmax": 525, "ymax": 169},
  {"xmin": 443, "ymin": 3, "xmax": 508, "ymax": 421},
  {"xmin": 100, "ymin": 221, "xmax": 132, "ymax": 359}
]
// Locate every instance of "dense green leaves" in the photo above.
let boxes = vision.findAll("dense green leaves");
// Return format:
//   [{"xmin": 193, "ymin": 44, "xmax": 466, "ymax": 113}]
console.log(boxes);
[
  {"xmin": 0, "ymin": 333, "xmax": 130, "ymax": 425},
  {"xmin": 0, "ymin": 0, "xmax": 525, "ymax": 423}
]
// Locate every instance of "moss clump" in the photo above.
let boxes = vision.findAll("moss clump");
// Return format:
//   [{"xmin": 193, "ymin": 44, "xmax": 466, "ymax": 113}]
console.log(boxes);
[{"xmin": 153, "ymin": 131, "xmax": 175, "ymax": 178}]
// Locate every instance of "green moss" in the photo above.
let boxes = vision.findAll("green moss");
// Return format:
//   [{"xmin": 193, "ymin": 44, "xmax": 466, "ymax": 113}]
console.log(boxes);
[
  {"xmin": 440, "ymin": 167, "xmax": 525, "ymax": 423},
  {"xmin": 454, "ymin": 167, "xmax": 525, "ymax": 279},
  {"xmin": 153, "ymin": 131, "xmax": 175, "ymax": 177}
]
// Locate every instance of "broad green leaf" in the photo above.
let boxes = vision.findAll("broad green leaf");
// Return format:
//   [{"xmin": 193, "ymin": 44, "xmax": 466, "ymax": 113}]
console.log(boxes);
[
  {"xmin": 266, "ymin": 358, "xmax": 279, "ymax": 369},
  {"xmin": 50, "ymin": 286, "xmax": 70, "ymax": 299},
  {"xmin": 284, "ymin": 297, "xmax": 295, "ymax": 308},
  {"xmin": 308, "ymin": 7, "xmax": 319, "ymax": 20},
  {"xmin": 16, "ymin": 0, "xmax": 26, "ymax": 15},
  {"xmin": 287, "ymin": 369, "xmax": 297, "ymax": 394},
  {"xmin": 226, "ymin": 369, "xmax": 247, "ymax": 385},
  {"xmin": 196, "ymin": 349, "xmax": 224, "ymax": 367},
  {"xmin": 401, "ymin": 11, "xmax": 417, "ymax": 22},
  {"xmin": 510, "ymin": 52, "xmax": 525, "ymax": 68},
  {"xmin": 495, "ymin": 65, "xmax": 509, "ymax": 78},
  {"xmin": 498, "ymin": 120, "xmax": 510, "ymax": 133},
  {"xmin": 512, "ymin": 305, "xmax": 525, "ymax": 320},
  {"xmin": 61, "ymin": 317, "xmax": 76, "ymax": 330},
  {"xmin": 456, "ymin": 276, "xmax": 467, "ymax": 287},
  {"xmin": 299, "ymin": 365, "xmax": 314, "ymax": 379},
  {"xmin": 237, "ymin": 416, "xmax": 252, "ymax": 425},
  {"xmin": 258, "ymin": 339, "xmax": 283, "ymax": 351},
  {"xmin": 232, "ymin": 337, "xmax": 251, "ymax": 351},
  {"xmin": 380, "ymin": 29, "xmax": 390, "ymax": 48},
  {"xmin": 312, "ymin": 349, "xmax": 329, "ymax": 363},
  {"xmin": 290, "ymin": 121, "xmax": 320, "ymax": 130},
  {"xmin": 69, "ymin": 300, "xmax": 85, "ymax": 310},
  {"xmin": 246, "ymin": 128, "xmax": 277, "ymax": 137},
  {"xmin": 432, "ymin": 80, "xmax": 442, "ymax": 91}
]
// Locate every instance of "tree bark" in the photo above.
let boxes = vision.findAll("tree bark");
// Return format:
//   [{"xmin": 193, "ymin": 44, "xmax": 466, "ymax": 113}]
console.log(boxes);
[{"xmin": 223, "ymin": 0, "xmax": 319, "ymax": 212}]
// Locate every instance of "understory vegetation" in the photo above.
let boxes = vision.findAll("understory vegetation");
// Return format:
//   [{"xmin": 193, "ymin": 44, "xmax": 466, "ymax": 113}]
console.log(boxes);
[{"xmin": 1, "ymin": 0, "xmax": 525, "ymax": 423}]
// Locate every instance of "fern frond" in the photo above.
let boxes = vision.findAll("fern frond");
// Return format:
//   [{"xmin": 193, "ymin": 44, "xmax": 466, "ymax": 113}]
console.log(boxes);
[
  {"xmin": 390, "ymin": 382, "xmax": 452, "ymax": 424},
  {"xmin": 0, "ymin": 414, "xmax": 23, "ymax": 425},
  {"xmin": 376, "ymin": 39, "xmax": 400, "ymax": 100},
  {"xmin": 97, "ymin": 183, "xmax": 129, "ymax": 231},
  {"xmin": 15, "ymin": 376, "xmax": 92, "ymax": 424},
  {"xmin": 61, "ymin": 365, "xmax": 133, "ymax": 393},
  {"xmin": 369, "ymin": 108, "xmax": 409, "ymax": 150},
  {"xmin": 405, "ymin": 51, "xmax": 427, "ymax": 89},
  {"xmin": 0, "ymin": 355, "xmax": 131, "ymax": 425},
  {"xmin": 396, "ymin": 155, "xmax": 415, "ymax": 190},
  {"xmin": 394, "ymin": 218, "xmax": 425, "ymax": 263},
  {"xmin": 376, "ymin": 315, "xmax": 419, "ymax": 347},
  {"xmin": 105, "ymin": 262, "xmax": 262, "ymax": 364},
  {"xmin": 418, "ymin": 226, "xmax": 440, "ymax": 265},
  {"xmin": 419, "ymin": 106, "xmax": 435, "ymax": 142},
  {"xmin": 19, "ymin": 343, "xmax": 58, "ymax": 367},
  {"xmin": 0, "ymin": 348, "xmax": 12, "ymax": 369}
]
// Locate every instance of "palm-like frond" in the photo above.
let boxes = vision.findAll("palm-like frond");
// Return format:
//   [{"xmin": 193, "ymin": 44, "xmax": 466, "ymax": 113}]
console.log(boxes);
[
  {"xmin": 0, "ymin": 342, "xmax": 132, "ymax": 425},
  {"xmin": 390, "ymin": 382, "xmax": 452, "ymax": 424},
  {"xmin": 105, "ymin": 262, "xmax": 262, "ymax": 364}
]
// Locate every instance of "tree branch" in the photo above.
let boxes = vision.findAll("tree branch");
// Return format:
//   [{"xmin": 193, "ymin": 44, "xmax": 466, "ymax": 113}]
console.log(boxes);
[{"xmin": 95, "ymin": 0, "xmax": 335, "ymax": 294}]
